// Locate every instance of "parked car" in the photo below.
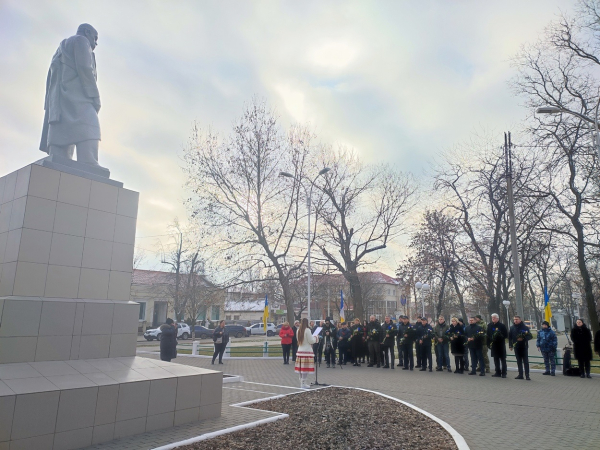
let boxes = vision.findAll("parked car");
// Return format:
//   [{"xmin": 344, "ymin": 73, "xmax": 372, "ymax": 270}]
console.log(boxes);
[
  {"xmin": 144, "ymin": 323, "xmax": 191, "ymax": 341},
  {"xmin": 225, "ymin": 325, "xmax": 247, "ymax": 339},
  {"xmin": 245, "ymin": 323, "xmax": 277, "ymax": 336},
  {"xmin": 193, "ymin": 326, "xmax": 214, "ymax": 339}
]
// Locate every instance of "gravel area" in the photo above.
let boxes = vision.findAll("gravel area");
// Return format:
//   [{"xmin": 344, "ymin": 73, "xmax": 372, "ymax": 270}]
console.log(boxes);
[{"xmin": 178, "ymin": 387, "xmax": 458, "ymax": 450}]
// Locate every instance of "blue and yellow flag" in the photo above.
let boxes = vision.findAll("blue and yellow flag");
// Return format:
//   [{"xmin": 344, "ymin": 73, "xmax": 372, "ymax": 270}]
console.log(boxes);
[
  {"xmin": 340, "ymin": 290, "xmax": 345, "ymax": 323},
  {"xmin": 544, "ymin": 286, "xmax": 552, "ymax": 323},
  {"xmin": 263, "ymin": 294, "xmax": 269, "ymax": 329}
]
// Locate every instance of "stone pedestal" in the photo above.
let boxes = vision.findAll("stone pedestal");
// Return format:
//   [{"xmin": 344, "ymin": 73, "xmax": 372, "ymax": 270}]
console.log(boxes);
[{"xmin": 0, "ymin": 163, "xmax": 222, "ymax": 449}]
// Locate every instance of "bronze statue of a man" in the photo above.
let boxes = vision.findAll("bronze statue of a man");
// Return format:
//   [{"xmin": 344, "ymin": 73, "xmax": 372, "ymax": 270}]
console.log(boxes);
[{"xmin": 40, "ymin": 24, "xmax": 107, "ymax": 174}]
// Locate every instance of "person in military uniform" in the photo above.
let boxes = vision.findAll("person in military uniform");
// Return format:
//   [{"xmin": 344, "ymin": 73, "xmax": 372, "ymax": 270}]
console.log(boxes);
[
  {"xmin": 366, "ymin": 315, "xmax": 382, "ymax": 368},
  {"xmin": 320, "ymin": 318, "xmax": 337, "ymax": 368},
  {"xmin": 397, "ymin": 316, "xmax": 415, "ymax": 370},
  {"xmin": 475, "ymin": 315, "xmax": 490, "ymax": 373},
  {"xmin": 380, "ymin": 315, "xmax": 397, "ymax": 369},
  {"xmin": 337, "ymin": 321, "xmax": 352, "ymax": 365},
  {"xmin": 418, "ymin": 317, "xmax": 434, "ymax": 372}
]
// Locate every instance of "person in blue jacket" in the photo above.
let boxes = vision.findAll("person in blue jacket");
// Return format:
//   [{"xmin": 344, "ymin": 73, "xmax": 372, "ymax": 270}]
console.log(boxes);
[{"xmin": 536, "ymin": 321, "xmax": 558, "ymax": 376}]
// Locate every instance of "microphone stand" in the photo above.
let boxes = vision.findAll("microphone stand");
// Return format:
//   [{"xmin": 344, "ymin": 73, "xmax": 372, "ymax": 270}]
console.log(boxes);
[{"xmin": 311, "ymin": 335, "xmax": 328, "ymax": 387}]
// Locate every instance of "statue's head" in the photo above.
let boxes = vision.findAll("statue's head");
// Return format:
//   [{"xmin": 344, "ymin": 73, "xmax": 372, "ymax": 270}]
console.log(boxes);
[{"xmin": 76, "ymin": 23, "xmax": 98, "ymax": 50}]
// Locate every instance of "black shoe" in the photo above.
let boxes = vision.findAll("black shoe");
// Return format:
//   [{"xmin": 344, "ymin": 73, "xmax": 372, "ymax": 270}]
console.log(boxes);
[
  {"xmin": 435, "ymin": 367, "xmax": 443, "ymax": 371},
  {"xmin": 542, "ymin": 371, "xmax": 550, "ymax": 375},
  {"xmin": 429, "ymin": 368, "xmax": 432, "ymax": 372},
  {"xmin": 326, "ymin": 364, "xmax": 330, "ymax": 368},
  {"xmin": 501, "ymin": 374, "xmax": 506, "ymax": 378},
  {"xmin": 550, "ymin": 373, "xmax": 555, "ymax": 376},
  {"xmin": 580, "ymin": 373, "xmax": 586, "ymax": 378},
  {"xmin": 479, "ymin": 373, "xmax": 485, "ymax": 376},
  {"xmin": 402, "ymin": 367, "xmax": 409, "ymax": 370},
  {"xmin": 367, "ymin": 364, "xmax": 374, "ymax": 367},
  {"xmin": 211, "ymin": 361, "xmax": 215, "ymax": 365},
  {"xmin": 453, "ymin": 369, "xmax": 459, "ymax": 373},
  {"xmin": 415, "ymin": 365, "xmax": 421, "ymax": 368},
  {"xmin": 468, "ymin": 372, "xmax": 477, "ymax": 375},
  {"xmin": 410, "ymin": 368, "xmax": 413, "ymax": 371},
  {"xmin": 219, "ymin": 362, "xmax": 223, "ymax": 364},
  {"xmin": 420, "ymin": 368, "xmax": 427, "ymax": 371},
  {"xmin": 525, "ymin": 376, "xmax": 531, "ymax": 380},
  {"xmin": 491, "ymin": 373, "xmax": 501, "ymax": 378},
  {"xmin": 383, "ymin": 364, "xmax": 390, "ymax": 369},
  {"xmin": 448, "ymin": 367, "xmax": 452, "ymax": 372},
  {"xmin": 353, "ymin": 363, "xmax": 358, "ymax": 366},
  {"xmin": 586, "ymin": 374, "xmax": 592, "ymax": 378},
  {"xmin": 515, "ymin": 375, "xmax": 524, "ymax": 379}
]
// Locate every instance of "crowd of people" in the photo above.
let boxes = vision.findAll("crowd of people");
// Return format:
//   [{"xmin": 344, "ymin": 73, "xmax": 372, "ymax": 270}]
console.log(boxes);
[{"xmin": 284, "ymin": 314, "xmax": 599, "ymax": 388}]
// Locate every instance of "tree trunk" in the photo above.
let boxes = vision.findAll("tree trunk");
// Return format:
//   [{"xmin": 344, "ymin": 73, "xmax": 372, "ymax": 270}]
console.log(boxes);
[
  {"xmin": 344, "ymin": 271, "xmax": 364, "ymax": 321},
  {"xmin": 450, "ymin": 272, "xmax": 468, "ymax": 322},
  {"xmin": 574, "ymin": 221, "xmax": 599, "ymax": 334}
]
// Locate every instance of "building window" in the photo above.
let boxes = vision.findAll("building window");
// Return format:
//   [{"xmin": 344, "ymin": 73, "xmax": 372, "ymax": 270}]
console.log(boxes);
[
  {"xmin": 211, "ymin": 305, "xmax": 220, "ymax": 320},
  {"xmin": 234, "ymin": 315, "xmax": 240, "ymax": 320},
  {"xmin": 139, "ymin": 302, "xmax": 146, "ymax": 321},
  {"xmin": 226, "ymin": 315, "xmax": 232, "ymax": 320}
]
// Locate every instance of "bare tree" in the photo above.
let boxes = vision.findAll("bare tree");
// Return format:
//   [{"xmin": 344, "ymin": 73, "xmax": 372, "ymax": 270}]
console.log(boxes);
[
  {"xmin": 160, "ymin": 219, "xmax": 187, "ymax": 321},
  {"xmin": 184, "ymin": 99, "xmax": 313, "ymax": 324},
  {"xmin": 512, "ymin": 2, "xmax": 600, "ymax": 333},
  {"xmin": 314, "ymin": 147, "xmax": 417, "ymax": 320}
]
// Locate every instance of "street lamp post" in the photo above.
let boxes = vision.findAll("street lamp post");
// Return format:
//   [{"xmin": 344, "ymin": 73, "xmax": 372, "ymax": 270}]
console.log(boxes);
[
  {"xmin": 536, "ymin": 105, "xmax": 600, "ymax": 163},
  {"xmin": 415, "ymin": 282, "xmax": 430, "ymax": 318},
  {"xmin": 279, "ymin": 168, "xmax": 330, "ymax": 322},
  {"xmin": 502, "ymin": 300, "xmax": 511, "ymax": 326}
]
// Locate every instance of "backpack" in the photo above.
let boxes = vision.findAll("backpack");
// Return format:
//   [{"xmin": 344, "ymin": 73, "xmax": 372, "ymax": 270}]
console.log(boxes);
[{"xmin": 562, "ymin": 347, "xmax": 581, "ymax": 376}]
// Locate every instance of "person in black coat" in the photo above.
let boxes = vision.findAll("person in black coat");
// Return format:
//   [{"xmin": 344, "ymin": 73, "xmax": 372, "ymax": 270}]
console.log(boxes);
[
  {"xmin": 414, "ymin": 316, "xmax": 423, "ymax": 368},
  {"xmin": 465, "ymin": 317, "xmax": 485, "ymax": 376},
  {"xmin": 448, "ymin": 317, "xmax": 465, "ymax": 374},
  {"xmin": 570, "ymin": 319, "xmax": 593, "ymax": 378},
  {"xmin": 212, "ymin": 320, "xmax": 229, "ymax": 365},
  {"xmin": 366, "ymin": 315, "xmax": 382, "ymax": 368},
  {"xmin": 159, "ymin": 318, "xmax": 177, "ymax": 362},
  {"xmin": 291, "ymin": 320, "xmax": 299, "ymax": 362},
  {"xmin": 487, "ymin": 313, "xmax": 508, "ymax": 378},
  {"xmin": 508, "ymin": 316, "xmax": 532, "ymax": 380}
]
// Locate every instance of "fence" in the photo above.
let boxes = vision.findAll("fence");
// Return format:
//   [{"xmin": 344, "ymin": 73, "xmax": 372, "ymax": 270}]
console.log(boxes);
[{"xmin": 191, "ymin": 341, "xmax": 284, "ymax": 358}]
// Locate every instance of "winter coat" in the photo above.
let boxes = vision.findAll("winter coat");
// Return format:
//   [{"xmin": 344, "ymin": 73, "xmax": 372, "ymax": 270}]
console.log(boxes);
[
  {"xmin": 337, "ymin": 327, "xmax": 352, "ymax": 346},
  {"xmin": 536, "ymin": 327, "xmax": 557, "ymax": 353},
  {"xmin": 381, "ymin": 321, "xmax": 397, "ymax": 346},
  {"xmin": 418, "ymin": 324, "xmax": 434, "ymax": 347},
  {"xmin": 320, "ymin": 323, "xmax": 338, "ymax": 349},
  {"xmin": 487, "ymin": 321, "xmax": 508, "ymax": 357},
  {"xmin": 571, "ymin": 325, "xmax": 593, "ymax": 362},
  {"xmin": 291, "ymin": 326, "xmax": 298, "ymax": 346},
  {"xmin": 397, "ymin": 322, "xmax": 415, "ymax": 346},
  {"xmin": 465, "ymin": 323, "xmax": 484, "ymax": 349},
  {"xmin": 279, "ymin": 326, "xmax": 294, "ymax": 345},
  {"xmin": 366, "ymin": 321, "xmax": 382, "ymax": 341},
  {"xmin": 508, "ymin": 323, "xmax": 532, "ymax": 350},
  {"xmin": 159, "ymin": 324, "xmax": 177, "ymax": 360},
  {"xmin": 213, "ymin": 326, "xmax": 229, "ymax": 345},
  {"xmin": 434, "ymin": 321, "xmax": 450, "ymax": 339},
  {"xmin": 447, "ymin": 324, "xmax": 465, "ymax": 355}
]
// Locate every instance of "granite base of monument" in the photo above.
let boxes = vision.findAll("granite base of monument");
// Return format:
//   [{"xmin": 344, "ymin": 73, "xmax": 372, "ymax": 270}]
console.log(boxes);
[{"xmin": 0, "ymin": 163, "xmax": 222, "ymax": 449}]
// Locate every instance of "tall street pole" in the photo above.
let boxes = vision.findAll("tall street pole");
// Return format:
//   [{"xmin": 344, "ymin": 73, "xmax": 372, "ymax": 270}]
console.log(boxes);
[
  {"xmin": 505, "ymin": 132, "xmax": 524, "ymax": 317},
  {"xmin": 307, "ymin": 194, "xmax": 311, "ymax": 322}
]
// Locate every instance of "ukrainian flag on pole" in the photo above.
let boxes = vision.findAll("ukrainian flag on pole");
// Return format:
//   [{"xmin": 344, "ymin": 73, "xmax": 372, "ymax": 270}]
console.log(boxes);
[
  {"xmin": 544, "ymin": 286, "xmax": 552, "ymax": 323},
  {"xmin": 263, "ymin": 294, "xmax": 269, "ymax": 329},
  {"xmin": 340, "ymin": 290, "xmax": 345, "ymax": 323}
]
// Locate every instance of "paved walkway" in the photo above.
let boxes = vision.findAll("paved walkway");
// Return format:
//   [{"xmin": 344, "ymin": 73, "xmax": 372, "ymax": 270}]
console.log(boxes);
[{"xmin": 88, "ymin": 353, "xmax": 600, "ymax": 450}]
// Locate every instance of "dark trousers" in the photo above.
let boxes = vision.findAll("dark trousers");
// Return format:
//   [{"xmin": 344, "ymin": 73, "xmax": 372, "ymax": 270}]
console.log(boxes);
[
  {"xmin": 435, "ymin": 342, "xmax": 451, "ymax": 369},
  {"xmin": 402, "ymin": 343, "xmax": 414, "ymax": 368},
  {"xmin": 463, "ymin": 350, "xmax": 470, "ymax": 371},
  {"xmin": 291, "ymin": 342, "xmax": 298, "ymax": 361},
  {"xmin": 469, "ymin": 347, "xmax": 484, "ymax": 374},
  {"xmin": 397, "ymin": 345, "xmax": 404, "ymax": 366},
  {"xmin": 351, "ymin": 338, "xmax": 362, "ymax": 363},
  {"xmin": 368, "ymin": 340, "xmax": 381, "ymax": 366},
  {"xmin": 212, "ymin": 342, "xmax": 226, "ymax": 363},
  {"xmin": 420, "ymin": 345, "xmax": 432, "ymax": 369},
  {"xmin": 338, "ymin": 343, "xmax": 349, "ymax": 364},
  {"xmin": 454, "ymin": 355, "xmax": 465, "ymax": 372},
  {"xmin": 382, "ymin": 343, "xmax": 395, "ymax": 367},
  {"xmin": 578, "ymin": 358, "xmax": 591, "ymax": 375},
  {"xmin": 515, "ymin": 347, "xmax": 529, "ymax": 376},
  {"xmin": 415, "ymin": 341, "xmax": 422, "ymax": 366},
  {"xmin": 493, "ymin": 354, "xmax": 507, "ymax": 375},
  {"xmin": 324, "ymin": 345, "xmax": 336, "ymax": 365},
  {"xmin": 313, "ymin": 342, "xmax": 322, "ymax": 363},
  {"xmin": 281, "ymin": 344, "xmax": 291, "ymax": 363}
]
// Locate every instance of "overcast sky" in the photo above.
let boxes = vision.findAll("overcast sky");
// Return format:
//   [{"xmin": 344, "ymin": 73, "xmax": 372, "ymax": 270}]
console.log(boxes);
[{"xmin": 0, "ymin": 0, "xmax": 574, "ymax": 274}]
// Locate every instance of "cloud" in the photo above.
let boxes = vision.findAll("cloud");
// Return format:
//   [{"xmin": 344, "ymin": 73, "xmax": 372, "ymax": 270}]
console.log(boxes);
[{"xmin": 0, "ymin": 0, "xmax": 574, "ymax": 272}]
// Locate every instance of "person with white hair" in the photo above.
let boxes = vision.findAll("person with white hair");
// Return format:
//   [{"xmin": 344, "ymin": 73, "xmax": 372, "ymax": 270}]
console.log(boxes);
[{"xmin": 487, "ymin": 313, "xmax": 508, "ymax": 378}]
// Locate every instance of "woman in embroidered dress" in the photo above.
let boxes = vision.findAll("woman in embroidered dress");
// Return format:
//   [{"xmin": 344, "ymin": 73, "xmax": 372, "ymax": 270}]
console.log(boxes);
[{"xmin": 295, "ymin": 318, "xmax": 316, "ymax": 388}]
